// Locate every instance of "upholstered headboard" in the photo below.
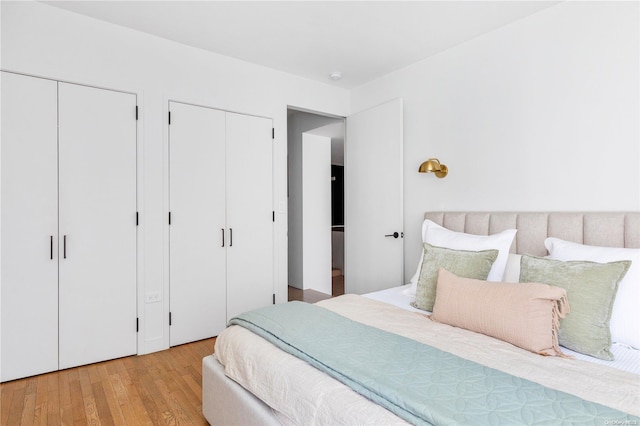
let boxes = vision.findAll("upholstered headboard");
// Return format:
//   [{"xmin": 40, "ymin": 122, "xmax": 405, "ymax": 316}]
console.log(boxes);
[{"xmin": 424, "ymin": 212, "xmax": 640, "ymax": 256}]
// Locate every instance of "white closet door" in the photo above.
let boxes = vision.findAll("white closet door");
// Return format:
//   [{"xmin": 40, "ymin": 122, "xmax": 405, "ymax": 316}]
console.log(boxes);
[
  {"xmin": 1, "ymin": 72, "xmax": 59, "ymax": 381},
  {"xmin": 58, "ymin": 83, "xmax": 137, "ymax": 369},
  {"xmin": 226, "ymin": 112, "xmax": 273, "ymax": 320},
  {"xmin": 169, "ymin": 102, "xmax": 227, "ymax": 346}
]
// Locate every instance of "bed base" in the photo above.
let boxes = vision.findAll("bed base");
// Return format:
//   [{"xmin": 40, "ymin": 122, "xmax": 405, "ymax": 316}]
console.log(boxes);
[{"xmin": 202, "ymin": 354, "xmax": 283, "ymax": 425}]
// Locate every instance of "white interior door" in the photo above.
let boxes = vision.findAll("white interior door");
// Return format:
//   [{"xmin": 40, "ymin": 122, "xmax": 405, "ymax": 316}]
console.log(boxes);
[
  {"xmin": 226, "ymin": 112, "xmax": 273, "ymax": 320},
  {"xmin": 302, "ymin": 133, "xmax": 332, "ymax": 295},
  {"xmin": 345, "ymin": 98, "xmax": 403, "ymax": 294},
  {"xmin": 58, "ymin": 83, "xmax": 137, "ymax": 369},
  {"xmin": 169, "ymin": 102, "xmax": 227, "ymax": 346},
  {"xmin": 1, "ymin": 72, "xmax": 59, "ymax": 381}
]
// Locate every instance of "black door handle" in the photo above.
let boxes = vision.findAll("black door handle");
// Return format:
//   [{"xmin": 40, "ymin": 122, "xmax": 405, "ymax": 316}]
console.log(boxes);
[{"xmin": 385, "ymin": 232, "xmax": 400, "ymax": 239}]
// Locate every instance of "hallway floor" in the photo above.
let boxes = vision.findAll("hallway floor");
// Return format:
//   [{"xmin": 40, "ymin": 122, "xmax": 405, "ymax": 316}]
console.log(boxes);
[{"xmin": 288, "ymin": 274, "xmax": 344, "ymax": 302}]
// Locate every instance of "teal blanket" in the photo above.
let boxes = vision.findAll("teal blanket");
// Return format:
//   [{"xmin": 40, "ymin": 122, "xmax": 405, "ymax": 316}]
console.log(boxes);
[{"xmin": 229, "ymin": 301, "xmax": 639, "ymax": 426}]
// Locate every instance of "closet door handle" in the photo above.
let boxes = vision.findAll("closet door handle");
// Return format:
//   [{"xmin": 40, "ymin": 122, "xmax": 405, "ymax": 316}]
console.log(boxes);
[
  {"xmin": 50, "ymin": 236, "xmax": 54, "ymax": 259},
  {"xmin": 63, "ymin": 235, "xmax": 67, "ymax": 259},
  {"xmin": 229, "ymin": 228, "xmax": 233, "ymax": 247},
  {"xmin": 221, "ymin": 229, "xmax": 225, "ymax": 247}
]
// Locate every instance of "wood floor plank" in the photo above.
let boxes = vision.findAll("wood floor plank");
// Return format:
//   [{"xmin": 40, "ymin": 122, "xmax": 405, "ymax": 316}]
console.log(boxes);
[
  {"xmin": 163, "ymin": 361, "xmax": 206, "ymax": 423},
  {"xmin": 116, "ymin": 358, "xmax": 156, "ymax": 426},
  {"xmin": 178, "ymin": 367, "xmax": 202, "ymax": 403},
  {"xmin": 47, "ymin": 372, "xmax": 59, "ymax": 393},
  {"xmin": 120, "ymin": 364, "xmax": 156, "ymax": 426},
  {"xmin": 33, "ymin": 373, "xmax": 48, "ymax": 425},
  {"xmin": 87, "ymin": 363, "xmax": 101, "ymax": 384},
  {"xmin": 57, "ymin": 369, "xmax": 74, "ymax": 426},
  {"xmin": 44, "ymin": 372, "xmax": 60, "ymax": 425},
  {"xmin": 95, "ymin": 362, "xmax": 126, "ymax": 425},
  {"xmin": 20, "ymin": 388, "xmax": 36, "ymax": 425},
  {"xmin": 1, "ymin": 388, "xmax": 14, "ymax": 425},
  {"xmin": 153, "ymin": 377, "xmax": 194, "ymax": 425},
  {"xmin": 91, "ymin": 381, "xmax": 115, "ymax": 426},
  {"xmin": 24, "ymin": 377, "xmax": 38, "ymax": 396},
  {"xmin": 133, "ymin": 358, "xmax": 169, "ymax": 425},
  {"xmin": 1, "ymin": 387, "xmax": 14, "ymax": 425},
  {"xmin": 7, "ymin": 386, "xmax": 25, "ymax": 426},
  {"xmin": 182, "ymin": 366, "xmax": 203, "ymax": 401},
  {"xmin": 64, "ymin": 368, "xmax": 86, "ymax": 425},
  {"xmin": 46, "ymin": 388, "xmax": 61, "ymax": 426},
  {"xmin": 78, "ymin": 367, "xmax": 100, "ymax": 425}
]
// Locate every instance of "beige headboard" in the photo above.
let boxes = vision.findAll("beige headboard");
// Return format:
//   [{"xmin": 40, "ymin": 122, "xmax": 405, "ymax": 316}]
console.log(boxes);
[{"xmin": 424, "ymin": 212, "xmax": 640, "ymax": 256}]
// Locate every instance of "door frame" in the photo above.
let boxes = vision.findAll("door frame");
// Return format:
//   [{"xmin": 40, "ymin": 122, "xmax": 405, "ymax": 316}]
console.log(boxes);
[
  {"xmin": 286, "ymin": 106, "xmax": 345, "ymax": 296},
  {"xmin": 287, "ymin": 100, "xmax": 404, "ymax": 297}
]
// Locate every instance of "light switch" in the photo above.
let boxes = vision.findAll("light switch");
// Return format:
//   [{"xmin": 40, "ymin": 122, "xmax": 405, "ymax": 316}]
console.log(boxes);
[{"xmin": 145, "ymin": 292, "xmax": 161, "ymax": 303}]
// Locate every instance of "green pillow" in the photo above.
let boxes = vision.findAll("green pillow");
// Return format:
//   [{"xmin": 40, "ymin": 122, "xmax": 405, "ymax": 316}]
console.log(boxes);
[
  {"xmin": 519, "ymin": 255, "xmax": 631, "ymax": 360},
  {"xmin": 412, "ymin": 243, "xmax": 498, "ymax": 312}
]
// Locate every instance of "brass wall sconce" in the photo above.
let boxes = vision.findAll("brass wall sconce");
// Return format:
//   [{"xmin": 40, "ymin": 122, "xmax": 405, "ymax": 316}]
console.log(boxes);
[{"xmin": 418, "ymin": 158, "xmax": 448, "ymax": 178}]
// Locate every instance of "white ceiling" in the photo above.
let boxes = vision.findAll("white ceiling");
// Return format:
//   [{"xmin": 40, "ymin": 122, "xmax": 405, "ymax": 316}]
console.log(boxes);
[{"xmin": 44, "ymin": 1, "xmax": 560, "ymax": 89}]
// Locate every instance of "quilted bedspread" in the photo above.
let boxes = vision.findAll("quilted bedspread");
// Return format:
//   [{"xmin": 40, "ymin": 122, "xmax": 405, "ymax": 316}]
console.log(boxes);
[{"xmin": 229, "ymin": 300, "xmax": 639, "ymax": 426}]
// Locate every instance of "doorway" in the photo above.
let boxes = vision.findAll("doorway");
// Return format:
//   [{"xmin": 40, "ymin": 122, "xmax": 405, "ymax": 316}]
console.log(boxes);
[{"xmin": 287, "ymin": 109, "xmax": 345, "ymax": 299}]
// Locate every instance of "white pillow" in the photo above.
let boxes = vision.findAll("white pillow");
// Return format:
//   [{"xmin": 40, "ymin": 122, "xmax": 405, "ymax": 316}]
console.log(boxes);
[
  {"xmin": 502, "ymin": 253, "xmax": 522, "ymax": 283},
  {"xmin": 545, "ymin": 237, "xmax": 640, "ymax": 349},
  {"xmin": 407, "ymin": 220, "xmax": 516, "ymax": 295}
]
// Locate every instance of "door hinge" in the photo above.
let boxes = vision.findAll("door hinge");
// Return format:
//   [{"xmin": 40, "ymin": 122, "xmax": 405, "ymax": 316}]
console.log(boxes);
[
  {"xmin": 169, "ymin": 312, "xmax": 172, "ymax": 326},
  {"xmin": 136, "ymin": 211, "xmax": 139, "ymax": 226},
  {"xmin": 272, "ymin": 211, "xmax": 275, "ymax": 222},
  {"xmin": 272, "ymin": 128, "xmax": 274, "ymax": 139},
  {"xmin": 168, "ymin": 111, "xmax": 171, "ymax": 125},
  {"xmin": 135, "ymin": 105, "xmax": 139, "ymax": 120},
  {"xmin": 168, "ymin": 211, "xmax": 171, "ymax": 225},
  {"xmin": 273, "ymin": 294, "xmax": 276, "ymax": 304},
  {"xmin": 136, "ymin": 317, "xmax": 139, "ymax": 332}
]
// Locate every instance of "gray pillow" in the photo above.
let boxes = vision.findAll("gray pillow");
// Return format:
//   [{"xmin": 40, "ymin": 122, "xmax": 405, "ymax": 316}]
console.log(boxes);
[
  {"xmin": 519, "ymin": 255, "xmax": 631, "ymax": 361},
  {"xmin": 412, "ymin": 243, "xmax": 498, "ymax": 312}
]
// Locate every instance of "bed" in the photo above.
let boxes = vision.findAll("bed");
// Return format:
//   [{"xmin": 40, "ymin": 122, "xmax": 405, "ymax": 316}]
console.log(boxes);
[{"xmin": 203, "ymin": 212, "xmax": 640, "ymax": 425}]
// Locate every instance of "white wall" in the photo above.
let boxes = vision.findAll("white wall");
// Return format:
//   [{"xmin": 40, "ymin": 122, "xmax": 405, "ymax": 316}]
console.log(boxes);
[
  {"xmin": 302, "ymin": 133, "xmax": 332, "ymax": 294},
  {"xmin": 350, "ymin": 1, "xmax": 640, "ymax": 280},
  {"xmin": 1, "ymin": 1, "xmax": 349, "ymax": 354}
]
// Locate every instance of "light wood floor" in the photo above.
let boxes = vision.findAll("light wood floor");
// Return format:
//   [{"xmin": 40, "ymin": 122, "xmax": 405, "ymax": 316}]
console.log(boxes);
[
  {"xmin": 288, "ymin": 274, "xmax": 345, "ymax": 303},
  {"xmin": 0, "ymin": 338, "xmax": 215, "ymax": 425}
]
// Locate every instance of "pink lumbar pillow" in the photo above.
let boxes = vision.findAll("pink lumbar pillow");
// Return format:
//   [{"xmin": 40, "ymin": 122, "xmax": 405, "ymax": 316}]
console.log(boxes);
[{"xmin": 431, "ymin": 268, "xmax": 570, "ymax": 357}]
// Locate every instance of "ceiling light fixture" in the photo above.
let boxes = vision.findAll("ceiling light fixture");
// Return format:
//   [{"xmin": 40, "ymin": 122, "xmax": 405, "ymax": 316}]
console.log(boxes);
[{"xmin": 329, "ymin": 71, "xmax": 342, "ymax": 81}]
